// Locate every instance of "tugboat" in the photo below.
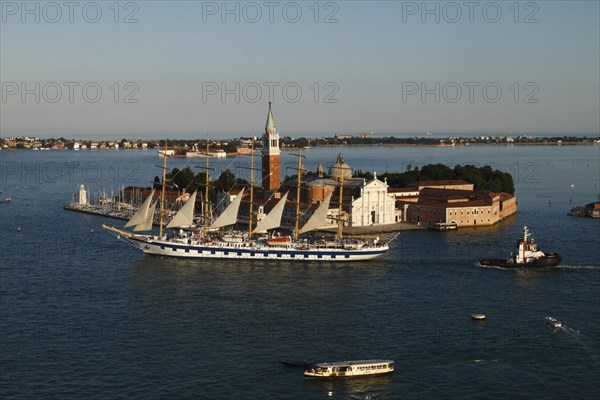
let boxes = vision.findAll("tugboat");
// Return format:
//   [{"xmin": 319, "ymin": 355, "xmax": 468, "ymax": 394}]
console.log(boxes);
[{"xmin": 480, "ymin": 226, "xmax": 561, "ymax": 268}]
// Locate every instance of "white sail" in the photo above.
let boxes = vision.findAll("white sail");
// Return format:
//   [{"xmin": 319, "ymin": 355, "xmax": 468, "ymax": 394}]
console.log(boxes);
[
  {"xmin": 253, "ymin": 192, "xmax": 289, "ymax": 234},
  {"xmin": 125, "ymin": 189, "xmax": 155, "ymax": 228},
  {"xmin": 166, "ymin": 191, "xmax": 197, "ymax": 228},
  {"xmin": 133, "ymin": 201, "xmax": 157, "ymax": 231},
  {"xmin": 299, "ymin": 193, "xmax": 332, "ymax": 235},
  {"xmin": 209, "ymin": 188, "xmax": 245, "ymax": 229}
]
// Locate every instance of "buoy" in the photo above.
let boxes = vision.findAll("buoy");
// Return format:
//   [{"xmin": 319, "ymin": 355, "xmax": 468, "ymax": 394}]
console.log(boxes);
[{"xmin": 471, "ymin": 314, "xmax": 486, "ymax": 321}]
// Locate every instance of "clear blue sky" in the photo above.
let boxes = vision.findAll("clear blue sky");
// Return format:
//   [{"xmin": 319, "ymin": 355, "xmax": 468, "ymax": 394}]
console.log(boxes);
[{"xmin": 1, "ymin": 1, "xmax": 599, "ymax": 138}]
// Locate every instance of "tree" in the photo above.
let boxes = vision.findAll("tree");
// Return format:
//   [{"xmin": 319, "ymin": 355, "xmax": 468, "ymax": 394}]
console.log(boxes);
[{"xmin": 213, "ymin": 169, "xmax": 237, "ymax": 192}]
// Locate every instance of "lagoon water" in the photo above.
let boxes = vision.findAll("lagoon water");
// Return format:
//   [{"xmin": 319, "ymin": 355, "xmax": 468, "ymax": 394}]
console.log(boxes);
[{"xmin": 1, "ymin": 144, "xmax": 599, "ymax": 399}]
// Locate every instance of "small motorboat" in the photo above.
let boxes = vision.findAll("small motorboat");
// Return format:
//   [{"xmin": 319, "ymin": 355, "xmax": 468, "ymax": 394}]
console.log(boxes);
[
  {"xmin": 545, "ymin": 316, "xmax": 562, "ymax": 329},
  {"xmin": 480, "ymin": 226, "xmax": 561, "ymax": 268},
  {"xmin": 266, "ymin": 232, "xmax": 293, "ymax": 247},
  {"xmin": 4, "ymin": 197, "xmax": 12, "ymax": 203},
  {"xmin": 471, "ymin": 314, "xmax": 486, "ymax": 321}
]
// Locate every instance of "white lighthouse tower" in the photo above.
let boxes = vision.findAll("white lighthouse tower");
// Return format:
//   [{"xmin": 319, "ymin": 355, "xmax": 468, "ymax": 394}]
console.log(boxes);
[{"xmin": 78, "ymin": 184, "xmax": 88, "ymax": 206}]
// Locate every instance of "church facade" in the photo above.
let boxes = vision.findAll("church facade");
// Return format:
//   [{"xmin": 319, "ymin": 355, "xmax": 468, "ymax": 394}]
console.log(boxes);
[{"xmin": 348, "ymin": 176, "xmax": 398, "ymax": 226}]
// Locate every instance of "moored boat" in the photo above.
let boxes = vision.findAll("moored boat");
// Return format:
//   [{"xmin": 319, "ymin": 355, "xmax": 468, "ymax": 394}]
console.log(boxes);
[
  {"xmin": 304, "ymin": 360, "xmax": 394, "ymax": 378},
  {"xmin": 429, "ymin": 221, "xmax": 458, "ymax": 231},
  {"xmin": 480, "ymin": 226, "xmax": 561, "ymax": 268}
]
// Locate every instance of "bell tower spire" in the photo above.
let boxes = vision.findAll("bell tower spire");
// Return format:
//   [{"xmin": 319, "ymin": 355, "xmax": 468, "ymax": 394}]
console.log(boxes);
[{"xmin": 261, "ymin": 102, "xmax": 281, "ymax": 193}]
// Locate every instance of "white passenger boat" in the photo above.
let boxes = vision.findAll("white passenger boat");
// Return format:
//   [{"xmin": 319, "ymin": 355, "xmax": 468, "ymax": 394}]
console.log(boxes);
[{"xmin": 304, "ymin": 360, "xmax": 394, "ymax": 378}]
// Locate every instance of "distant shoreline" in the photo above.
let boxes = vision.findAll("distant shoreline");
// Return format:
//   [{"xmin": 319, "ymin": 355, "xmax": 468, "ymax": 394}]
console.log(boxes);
[{"xmin": 3, "ymin": 141, "xmax": 598, "ymax": 152}]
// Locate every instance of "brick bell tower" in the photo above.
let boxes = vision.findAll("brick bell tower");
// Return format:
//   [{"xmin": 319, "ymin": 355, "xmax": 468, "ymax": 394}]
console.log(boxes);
[{"xmin": 261, "ymin": 102, "xmax": 281, "ymax": 193}]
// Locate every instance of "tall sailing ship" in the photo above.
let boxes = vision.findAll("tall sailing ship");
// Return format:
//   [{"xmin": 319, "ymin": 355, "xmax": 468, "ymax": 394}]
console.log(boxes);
[{"xmin": 102, "ymin": 105, "xmax": 394, "ymax": 262}]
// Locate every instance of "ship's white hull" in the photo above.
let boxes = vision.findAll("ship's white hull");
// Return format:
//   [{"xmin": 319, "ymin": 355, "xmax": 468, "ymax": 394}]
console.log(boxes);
[
  {"xmin": 304, "ymin": 368, "xmax": 393, "ymax": 378},
  {"xmin": 127, "ymin": 235, "xmax": 388, "ymax": 262}
]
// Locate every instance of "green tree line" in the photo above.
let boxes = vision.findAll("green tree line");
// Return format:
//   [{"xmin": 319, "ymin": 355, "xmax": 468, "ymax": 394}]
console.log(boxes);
[
  {"xmin": 357, "ymin": 164, "xmax": 515, "ymax": 194},
  {"xmin": 154, "ymin": 168, "xmax": 249, "ymax": 203}
]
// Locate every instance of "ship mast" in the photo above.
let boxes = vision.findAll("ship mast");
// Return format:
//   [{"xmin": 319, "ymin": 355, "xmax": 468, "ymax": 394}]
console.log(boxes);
[
  {"xmin": 294, "ymin": 147, "xmax": 303, "ymax": 241},
  {"xmin": 248, "ymin": 138, "xmax": 255, "ymax": 237},
  {"xmin": 337, "ymin": 165, "xmax": 344, "ymax": 241},
  {"xmin": 203, "ymin": 139, "xmax": 210, "ymax": 238},
  {"xmin": 159, "ymin": 140, "xmax": 168, "ymax": 238}
]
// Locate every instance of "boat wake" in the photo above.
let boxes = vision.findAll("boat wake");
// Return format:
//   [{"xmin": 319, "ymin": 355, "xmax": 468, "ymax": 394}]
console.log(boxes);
[
  {"xmin": 471, "ymin": 359, "xmax": 501, "ymax": 364},
  {"xmin": 475, "ymin": 262, "xmax": 556, "ymax": 271},
  {"xmin": 545, "ymin": 317, "xmax": 578, "ymax": 335},
  {"xmin": 549, "ymin": 321, "xmax": 600, "ymax": 366},
  {"xmin": 475, "ymin": 262, "xmax": 511, "ymax": 270},
  {"xmin": 557, "ymin": 264, "xmax": 600, "ymax": 270},
  {"xmin": 561, "ymin": 325, "xmax": 580, "ymax": 336}
]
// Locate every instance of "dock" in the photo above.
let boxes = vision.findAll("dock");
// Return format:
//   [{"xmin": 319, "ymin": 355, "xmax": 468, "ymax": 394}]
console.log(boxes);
[
  {"xmin": 64, "ymin": 203, "xmax": 133, "ymax": 221},
  {"xmin": 319, "ymin": 222, "xmax": 424, "ymax": 236}
]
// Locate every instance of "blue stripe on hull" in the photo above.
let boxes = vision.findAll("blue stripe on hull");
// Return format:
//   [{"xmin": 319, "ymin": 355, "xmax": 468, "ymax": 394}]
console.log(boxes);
[{"xmin": 131, "ymin": 238, "xmax": 387, "ymax": 261}]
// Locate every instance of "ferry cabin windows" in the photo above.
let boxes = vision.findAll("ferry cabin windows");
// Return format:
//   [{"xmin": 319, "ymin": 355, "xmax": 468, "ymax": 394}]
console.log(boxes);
[{"xmin": 356, "ymin": 364, "xmax": 387, "ymax": 370}]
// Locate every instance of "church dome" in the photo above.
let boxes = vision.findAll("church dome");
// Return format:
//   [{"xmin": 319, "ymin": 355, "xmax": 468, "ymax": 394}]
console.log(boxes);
[{"xmin": 328, "ymin": 153, "xmax": 352, "ymax": 180}]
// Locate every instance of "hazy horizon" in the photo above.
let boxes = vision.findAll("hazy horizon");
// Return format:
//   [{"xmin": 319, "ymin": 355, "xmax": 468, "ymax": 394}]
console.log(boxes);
[
  {"xmin": 2, "ymin": 1, "xmax": 599, "ymax": 137},
  {"xmin": 4, "ymin": 132, "xmax": 600, "ymax": 142}
]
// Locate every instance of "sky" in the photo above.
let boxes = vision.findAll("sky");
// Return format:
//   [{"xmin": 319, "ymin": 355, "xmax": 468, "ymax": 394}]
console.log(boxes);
[{"xmin": 1, "ymin": 0, "xmax": 599, "ymax": 138}]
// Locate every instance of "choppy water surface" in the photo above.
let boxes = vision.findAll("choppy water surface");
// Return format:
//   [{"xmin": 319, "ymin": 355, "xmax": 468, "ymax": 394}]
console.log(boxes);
[{"xmin": 1, "ymin": 145, "xmax": 599, "ymax": 399}]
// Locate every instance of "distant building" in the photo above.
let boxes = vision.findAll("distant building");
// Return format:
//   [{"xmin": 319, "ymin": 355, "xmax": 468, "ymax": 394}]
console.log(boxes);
[
  {"xmin": 389, "ymin": 187, "xmax": 420, "ymax": 199},
  {"xmin": 399, "ymin": 187, "xmax": 517, "ymax": 227},
  {"xmin": 413, "ymin": 180, "xmax": 474, "ymax": 191}
]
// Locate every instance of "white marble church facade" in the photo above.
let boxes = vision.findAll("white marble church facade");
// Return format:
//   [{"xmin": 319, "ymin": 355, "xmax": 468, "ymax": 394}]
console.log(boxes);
[{"xmin": 348, "ymin": 176, "xmax": 398, "ymax": 227}]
